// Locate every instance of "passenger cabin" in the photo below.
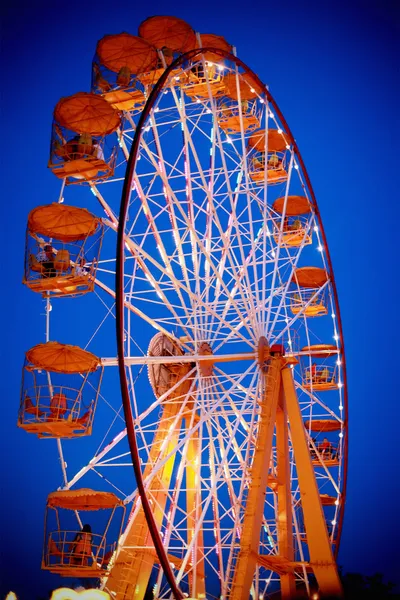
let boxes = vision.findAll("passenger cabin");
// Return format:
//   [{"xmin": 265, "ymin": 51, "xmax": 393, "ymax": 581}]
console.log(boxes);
[
  {"xmin": 137, "ymin": 15, "xmax": 194, "ymax": 86},
  {"xmin": 290, "ymin": 267, "xmax": 329, "ymax": 317},
  {"xmin": 182, "ymin": 34, "xmax": 230, "ymax": 98},
  {"xmin": 23, "ymin": 203, "xmax": 103, "ymax": 297},
  {"xmin": 147, "ymin": 333, "xmax": 194, "ymax": 400},
  {"xmin": 272, "ymin": 195, "xmax": 312, "ymax": 247},
  {"xmin": 311, "ymin": 441, "xmax": 340, "ymax": 468},
  {"xmin": 18, "ymin": 342, "xmax": 103, "ymax": 438},
  {"xmin": 218, "ymin": 72, "xmax": 263, "ymax": 134},
  {"xmin": 304, "ymin": 419, "xmax": 342, "ymax": 433},
  {"xmin": 247, "ymin": 129, "xmax": 289, "ymax": 184},
  {"xmin": 49, "ymin": 92, "xmax": 121, "ymax": 184},
  {"xmin": 301, "ymin": 344, "xmax": 339, "ymax": 391},
  {"xmin": 92, "ymin": 33, "xmax": 156, "ymax": 112},
  {"xmin": 42, "ymin": 488, "xmax": 125, "ymax": 577}
]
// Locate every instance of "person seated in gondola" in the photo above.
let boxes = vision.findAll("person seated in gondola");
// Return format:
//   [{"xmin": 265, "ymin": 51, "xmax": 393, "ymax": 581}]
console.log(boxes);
[
  {"xmin": 69, "ymin": 524, "xmax": 93, "ymax": 567},
  {"xmin": 252, "ymin": 152, "xmax": 265, "ymax": 170},
  {"xmin": 305, "ymin": 363, "xmax": 317, "ymax": 382},
  {"xmin": 64, "ymin": 133, "xmax": 94, "ymax": 161},
  {"xmin": 289, "ymin": 218, "xmax": 301, "ymax": 231},
  {"xmin": 48, "ymin": 393, "xmax": 67, "ymax": 421},
  {"xmin": 318, "ymin": 366, "xmax": 329, "ymax": 383},
  {"xmin": 268, "ymin": 152, "xmax": 280, "ymax": 169},
  {"xmin": 319, "ymin": 437, "xmax": 332, "ymax": 459},
  {"xmin": 36, "ymin": 244, "xmax": 56, "ymax": 278},
  {"xmin": 75, "ymin": 257, "xmax": 90, "ymax": 277},
  {"xmin": 240, "ymin": 98, "xmax": 249, "ymax": 113}
]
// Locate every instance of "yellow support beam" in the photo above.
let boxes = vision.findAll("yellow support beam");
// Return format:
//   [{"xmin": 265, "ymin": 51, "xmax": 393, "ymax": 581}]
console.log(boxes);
[
  {"xmin": 276, "ymin": 389, "xmax": 296, "ymax": 598},
  {"xmin": 229, "ymin": 357, "xmax": 282, "ymax": 600},
  {"xmin": 281, "ymin": 366, "xmax": 343, "ymax": 598},
  {"xmin": 185, "ymin": 420, "xmax": 206, "ymax": 599},
  {"xmin": 106, "ymin": 401, "xmax": 182, "ymax": 600}
]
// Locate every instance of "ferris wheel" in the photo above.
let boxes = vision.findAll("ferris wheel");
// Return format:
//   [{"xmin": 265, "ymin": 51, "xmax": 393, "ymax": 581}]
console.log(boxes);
[{"xmin": 20, "ymin": 15, "xmax": 348, "ymax": 600}]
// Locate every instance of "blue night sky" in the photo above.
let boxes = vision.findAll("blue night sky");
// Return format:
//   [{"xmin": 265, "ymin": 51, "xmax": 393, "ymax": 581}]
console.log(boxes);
[{"xmin": 1, "ymin": 0, "xmax": 398, "ymax": 598}]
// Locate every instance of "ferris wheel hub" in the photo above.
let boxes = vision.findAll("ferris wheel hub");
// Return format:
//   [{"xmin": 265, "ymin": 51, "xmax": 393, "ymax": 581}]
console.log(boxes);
[
  {"xmin": 257, "ymin": 336, "xmax": 271, "ymax": 372},
  {"xmin": 198, "ymin": 341, "xmax": 214, "ymax": 376}
]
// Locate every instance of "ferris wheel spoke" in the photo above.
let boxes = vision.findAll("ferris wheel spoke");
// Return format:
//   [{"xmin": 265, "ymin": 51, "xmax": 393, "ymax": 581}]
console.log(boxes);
[
  {"xmin": 264, "ymin": 153, "xmax": 295, "ymax": 334},
  {"xmin": 159, "ymin": 84, "xmax": 260, "ymax": 339},
  {"xmin": 141, "ymin": 149, "xmax": 257, "ymax": 343},
  {"xmin": 175, "ymin": 369, "xmax": 258, "ymax": 587},
  {"xmin": 266, "ymin": 211, "xmax": 316, "ymax": 338},
  {"xmin": 269, "ymin": 280, "xmax": 331, "ymax": 346},
  {"xmin": 212, "ymin": 104, "xmax": 262, "ymax": 332}
]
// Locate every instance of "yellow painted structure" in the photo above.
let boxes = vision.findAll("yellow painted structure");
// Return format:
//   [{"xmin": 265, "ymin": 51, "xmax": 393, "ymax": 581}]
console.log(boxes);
[{"xmin": 228, "ymin": 356, "xmax": 343, "ymax": 599}]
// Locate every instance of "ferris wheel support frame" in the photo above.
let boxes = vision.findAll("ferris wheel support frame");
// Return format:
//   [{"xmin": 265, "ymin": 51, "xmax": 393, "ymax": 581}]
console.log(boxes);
[{"xmin": 115, "ymin": 46, "xmax": 348, "ymax": 598}]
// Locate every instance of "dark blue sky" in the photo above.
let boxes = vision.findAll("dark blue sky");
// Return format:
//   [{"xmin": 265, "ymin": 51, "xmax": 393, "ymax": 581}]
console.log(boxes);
[{"xmin": 1, "ymin": 0, "xmax": 398, "ymax": 597}]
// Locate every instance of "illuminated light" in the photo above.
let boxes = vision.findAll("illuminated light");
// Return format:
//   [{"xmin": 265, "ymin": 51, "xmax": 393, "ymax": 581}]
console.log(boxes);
[
  {"xmin": 218, "ymin": 64, "xmax": 224, "ymax": 71},
  {"xmin": 269, "ymin": 112, "xmax": 274, "ymax": 118},
  {"xmin": 196, "ymin": 98, "xmax": 201, "ymax": 103},
  {"xmin": 333, "ymin": 334, "xmax": 339, "ymax": 341},
  {"xmin": 271, "ymin": 250, "xmax": 275, "ymax": 257},
  {"xmin": 338, "ymin": 382, "xmax": 343, "ymax": 389},
  {"xmin": 207, "ymin": 61, "xmax": 213, "ymax": 67},
  {"xmin": 144, "ymin": 126, "xmax": 150, "ymax": 133},
  {"xmin": 154, "ymin": 107, "xmax": 160, "ymax": 113},
  {"xmin": 6, "ymin": 594, "xmax": 18, "ymax": 600},
  {"xmin": 290, "ymin": 364, "xmax": 294, "ymax": 369},
  {"xmin": 335, "ymin": 499, "xmax": 340, "ymax": 506},
  {"xmin": 164, "ymin": 89, "xmax": 168, "ymax": 94},
  {"xmin": 90, "ymin": 187, "xmax": 97, "ymax": 196},
  {"xmin": 250, "ymin": 87, "xmax": 255, "ymax": 93},
  {"xmin": 336, "ymin": 359, "xmax": 341, "ymax": 366},
  {"xmin": 339, "ymin": 432, "xmax": 344, "ymax": 438},
  {"xmin": 60, "ymin": 197, "xmax": 64, "ymax": 204},
  {"xmin": 339, "ymin": 404, "xmax": 343, "ymax": 410},
  {"xmin": 294, "ymin": 164, "xmax": 299, "ymax": 170},
  {"xmin": 312, "ymin": 595, "xmax": 319, "ymax": 600},
  {"xmin": 331, "ymin": 520, "xmax": 336, "ymax": 526},
  {"xmin": 286, "ymin": 144, "xmax": 290, "ymax": 150},
  {"xmin": 226, "ymin": 136, "xmax": 233, "ymax": 144},
  {"xmin": 259, "ymin": 98, "xmax": 264, "ymax": 103},
  {"xmin": 174, "ymin": 76, "xmax": 180, "ymax": 81},
  {"xmin": 51, "ymin": 590, "xmax": 110, "ymax": 599},
  {"xmin": 317, "ymin": 245, "xmax": 323, "ymax": 252},
  {"xmin": 277, "ymin": 128, "xmax": 283, "ymax": 134},
  {"xmin": 331, "ymin": 313, "xmax": 336, "ymax": 319},
  {"xmin": 314, "ymin": 225, "xmax": 319, "ymax": 232},
  {"xmin": 207, "ymin": 108, "xmax": 212, "ymax": 114}
]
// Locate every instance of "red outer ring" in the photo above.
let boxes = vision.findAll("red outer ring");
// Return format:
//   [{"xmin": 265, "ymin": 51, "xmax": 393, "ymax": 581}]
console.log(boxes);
[{"xmin": 116, "ymin": 47, "xmax": 348, "ymax": 594}]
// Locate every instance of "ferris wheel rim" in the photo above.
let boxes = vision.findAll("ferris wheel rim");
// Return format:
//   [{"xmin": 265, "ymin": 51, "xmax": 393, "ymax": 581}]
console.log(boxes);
[{"xmin": 113, "ymin": 45, "xmax": 348, "ymax": 592}]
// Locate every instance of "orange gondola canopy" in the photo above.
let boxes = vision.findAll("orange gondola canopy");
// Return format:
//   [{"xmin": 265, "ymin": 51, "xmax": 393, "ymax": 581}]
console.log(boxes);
[
  {"xmin": 197, "ymin": 33, "xmax": 231, "ymax": 62},
  {"xmin": 138, "ymin": 15, "xmax": 196, "ymax": 52},
  {"xmin": 47, "ymin": 488, "xmax": 123, "ymax": 510},
  {"xmin": 54, "ymin": 93, "xmax": 121, "ymax": 136},
  {"xmin": 292, "ymin": 267, "xmax": 328, "ymax": 288},
  {"xmin": 26, "ymin": 342, "xmax": 100, "ymax": 374},
  {"xmin": 224, "ymin": 72, "xmax": 264, "ymax": 101},
  {"xmin": 248, "ymin": 129, "xmax": 288, "ymax": 153},
  {"xmin": 96, "ymin": 33, "xmax": 158, "ymax": 74},
  {"xmin": 300, "ymin": 344, "xmax": 338, "ymax": 357},
  {"xmin": 273, "ymin": 196, "xmax": 312, "ymax": 216},
  {"xmin": 28, "ymin": 204, "xmax": 101, "ymax": 243}
]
